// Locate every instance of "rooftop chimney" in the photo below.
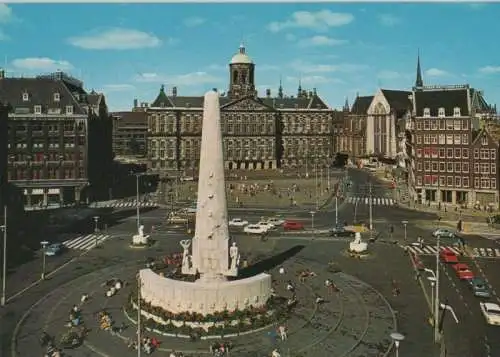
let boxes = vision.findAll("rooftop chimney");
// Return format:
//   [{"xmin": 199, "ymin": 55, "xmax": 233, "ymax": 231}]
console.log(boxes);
[
  {"xmin": 266, "ymin": 89, "xmax": 271, "ymax": 98},
  {"xmin": 0, "ymin": 69, "xmax": 4, "ymax": 79},
  {"xmin": 172, "ymin": 86, "xmax": 178, "ymax": 97},
  {"xmin": 133, "ymin": 98, "xmax": 138, "ymax": 108}
]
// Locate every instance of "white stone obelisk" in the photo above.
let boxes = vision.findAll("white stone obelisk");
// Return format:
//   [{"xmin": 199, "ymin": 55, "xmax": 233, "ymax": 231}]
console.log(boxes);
[{"xmin": 189, "ymin": 89, "xmax": 235, "ymax": 282}]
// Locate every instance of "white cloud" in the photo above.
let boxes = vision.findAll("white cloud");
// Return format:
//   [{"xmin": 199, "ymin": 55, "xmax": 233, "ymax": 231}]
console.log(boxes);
[
  {"xmin": 286, "ymin": 75, "xmax": 342, "ymax": 85},
  {"xmin": 378, "ymin": 14, "xmax": 400, "ymax": 26},
  {"xmin": 289, "ymin": 60, "xmax": 368, "ymax": 74},
  {"xmin": 0, "ymin": 4, "xmax": 13, "ymax": 23},
  {"xmin": 377, "ymin": 70, "xmax": 402, "ymax": 80},
  {"xmin": 285, "ymin": 34, "xmax": 296, "ymax": 42},
  {"xmin": 102, "ymin": 84, "xmax": 135, "ymax": 92},
  {"xmin": 268, "ymin": 10, "xmax": 354, "ymax": 32},
  {"xmin": 298, "ymin": 35, "xmax": 347, "ymax": 47},
  {"xmin": 68, "ymin": 28, "xmax": 163, "ymax": 50},
  {"xmin": 183, "ymin": 16, "xmax": 205, "ymax": 27},
  {"xmin": 207, "ymin": 64, "xmax": 226, "ymax": 71},
  {"xmin": 135, "ymin": 71, "xmax": 222, "ymax": 86},
  {"xmin": 11, "ymin": 57, "xmax": 73, "ymax": 71},
  {"xmin": 478, "ymin": 66, "xmax": 500, "ymax": 74},
  {"xmin": 425, "ymin": 68, "xmax": 449, "ymax": 77}
]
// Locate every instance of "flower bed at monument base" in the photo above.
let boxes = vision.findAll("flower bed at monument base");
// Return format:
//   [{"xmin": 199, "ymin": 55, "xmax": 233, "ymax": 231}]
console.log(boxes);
[{"xmin": 125, "ymin": 293, "xmax": 288, "ymax": 337}]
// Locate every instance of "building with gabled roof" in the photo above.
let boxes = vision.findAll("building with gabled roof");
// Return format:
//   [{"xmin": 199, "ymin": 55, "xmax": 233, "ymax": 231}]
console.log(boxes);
[
  {"xmin": 408, "ymin": 54, "xmax": 498, "ymax": 207},
  {"xmin": 0, "ymin": 70, "xmax": 113, "ymax": 206},
  {"xmin": 146, "ymin": 44, "xmax": 342, "ymax": 183}
]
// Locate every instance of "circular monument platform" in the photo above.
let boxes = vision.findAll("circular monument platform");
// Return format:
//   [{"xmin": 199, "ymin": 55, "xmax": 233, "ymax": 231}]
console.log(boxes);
[{"xmin": 14, "ymin": 255, "xmax": 396, "ymax": 357}]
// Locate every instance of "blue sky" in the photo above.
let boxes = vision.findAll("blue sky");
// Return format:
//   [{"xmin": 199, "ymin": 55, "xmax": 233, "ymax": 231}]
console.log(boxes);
[{"xmin": 1, "ymin": 3, "xmax": 500, "ymax": 111}]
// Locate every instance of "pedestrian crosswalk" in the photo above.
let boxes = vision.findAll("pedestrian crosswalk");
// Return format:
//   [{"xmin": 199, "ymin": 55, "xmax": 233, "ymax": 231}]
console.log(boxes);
[
  {"xmin": 346, "ymin": 196, "xmax": 395, "ymax": 206},
  {"xmin": 405, "ymin": 245, "xmax": 462, "ymax": 256},
  {"xmin": 405, "ymin": 244, "xmax": 500, "ymax": 259},
  {"xmin": 472, "ymin": 247, "xmax": 500, "ymax": 259},
  {"xmin": 62, "ymin": 233, "xmax": 112, "ymax": 251},
  {"xmin": 92, "ymin": 200, "xmax": 159, "ymax": 209}
]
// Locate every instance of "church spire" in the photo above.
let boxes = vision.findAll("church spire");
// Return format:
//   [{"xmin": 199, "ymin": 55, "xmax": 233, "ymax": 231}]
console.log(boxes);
[
  {"xmin": 343, "ymin": 97, "xmax": 350, "ymax": 112},
  {"xmin": 415, "ymin": 50, "xmax": 423, "ymax": 88},
  {"xmin": 278, "ymin": 76, "xmax": 283, "ymax": 99},
  {"xmin": 297, "ymin": 79, "xmax": 302, "ymax": 97}
]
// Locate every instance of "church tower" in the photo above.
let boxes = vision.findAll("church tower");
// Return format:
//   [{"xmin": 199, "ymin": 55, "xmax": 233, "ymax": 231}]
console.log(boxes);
[
  {"xmin": 228, "ymin": 44, "xmax": 257, "ymax": 99},
  {"xmin": 415, "ymin": 51, "xmax": 424, "ymax": 89}
]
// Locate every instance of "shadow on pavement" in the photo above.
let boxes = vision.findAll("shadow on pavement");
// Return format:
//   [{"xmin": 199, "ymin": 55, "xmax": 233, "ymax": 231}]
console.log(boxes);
[{"xmin": 237, "ymin": 245, "xmax": 305, "ymax": 279}]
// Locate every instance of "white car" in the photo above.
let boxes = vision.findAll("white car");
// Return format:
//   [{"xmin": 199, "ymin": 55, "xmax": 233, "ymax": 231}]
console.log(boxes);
[
  {"xmin": 244, "ymin": 224, "xmax": 268, "ymax": 234},
  {"xmin": 432, "ymin": 228, "xmax": 455, "ymax": 238},
  {"xmin": 229, "ymin": 218, "xmax": 249, "ymax": 227},
  {"xmin": 256, "ymin": 221, "xmax": 274, "ymax": 231},
  {"xmin": 266, "ymin": 217, "xmax": 285, "ymax": 227},
  {"xmin": 480, "ymin": 302, "xmax": 500, "ymax": 325}
]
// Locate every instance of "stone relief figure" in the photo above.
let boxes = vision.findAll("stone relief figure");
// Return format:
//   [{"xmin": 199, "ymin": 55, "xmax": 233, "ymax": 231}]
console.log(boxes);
[
  {"xmin": 138, "ymin": 225, "xmax": 144, "ymax": 237},
  {"xmin": 229, "ymin": 242, "xmax": 240, "ymax": 270},
  {"xmin": 180, "ymin": 240, "xmax": 192, "ymax": 269}
]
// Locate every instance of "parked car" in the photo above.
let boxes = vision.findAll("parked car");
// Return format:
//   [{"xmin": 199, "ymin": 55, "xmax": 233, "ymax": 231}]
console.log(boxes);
[
  {"xmin": 244, "ymin": 224, "xmax": 268, "ymax": 235},
  {"xmin": 167, "ymin": 213, "xmax": 189, "ymax": 224},
  {"xmin": 439, "ymin": 248, "xmax": 459, "ymax": 264},
  {"xmin": 266, "ymin": 217, "xmax": 285, "ymax": 227},
  {"xmin": 229, "ymin": 218, "xmax": 249, "ymax": 227},
  {"xmin": 329, "ymin": 226, "xmax": 354, "ymax": 237},
  {"xmin": 469, "ymin": 277, "xmax": 491, "ymax": 298},
  {"xmin": 432, "ymin": 228, "xmax": 455, "ymax": 238},
  {"xmin": 283, "ymin": 220, "xmax": 304, "ymax": 231},
  {"xmin": 452, "ymin": 263, "xmax": 474, "ymax": 280},
  {"xmin": 480, "ymin": 302, "xmax": 500, "ymax": 325},
  {"xmin": 45, "ymin": 243, "xmax": 64, "ymax": 256}
]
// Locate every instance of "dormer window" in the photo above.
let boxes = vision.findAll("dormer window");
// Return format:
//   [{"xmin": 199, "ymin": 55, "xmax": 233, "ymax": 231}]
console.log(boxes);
[
  {"xmin": 54, "ymin": 93, "xmax": 60, "ymax": 102},
  {"xmin": 65, "ymin": 105, "xmax": 73, "ymax": 115},
  {"xmin": 438, "ymin": 107, "xmax": 445, "ymax": 117},
  {"xmin": 453, "ymin": 107, "xmax": 461, "ymax": 117},
  {"xmin": 22, "ymin": 92, "xmax": 29, "ymax": 102},
  {"xmin": 34, "ymin": 105, "xmax": 42, "ymax": 114},
  {"xmin": 423, "ymin": 108, "xmax": 430, "ymax": 117}
]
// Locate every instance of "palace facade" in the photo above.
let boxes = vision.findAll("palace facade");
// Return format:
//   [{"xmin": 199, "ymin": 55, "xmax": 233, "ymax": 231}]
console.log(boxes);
[{"xmin": 146, "ymin": 44, "xmax": 343, "ymax": 176}]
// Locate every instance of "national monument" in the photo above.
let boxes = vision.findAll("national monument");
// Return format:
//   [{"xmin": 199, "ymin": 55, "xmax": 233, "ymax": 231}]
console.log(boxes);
[{"xmin": 139, "ymin": 90, "xmax": 272, "ymax": 316}]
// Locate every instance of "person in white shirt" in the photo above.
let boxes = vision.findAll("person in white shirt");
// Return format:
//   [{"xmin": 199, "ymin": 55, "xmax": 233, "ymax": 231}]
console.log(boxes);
[{"xmin": 272, "ymin": 349, "xmax": 281, "ymax": 357}]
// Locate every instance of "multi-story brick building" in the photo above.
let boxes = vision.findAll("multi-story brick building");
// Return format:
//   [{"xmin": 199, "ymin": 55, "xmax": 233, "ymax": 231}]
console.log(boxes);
[
  {"xmin": 146, "ymin": 44, "xmax": 340, "ymax": 178},
  {"xmin": 0, "ymin": 100, "xmax": 8, "ymax": 209},
  {"xmin": 470, "ymin": 128, "xmax": 499, "ymax": 207},
  {"xmin": 0, "ymin": 70, "xmax": 113, "ymax": 206},
  {"xmin": 410, "ymin": 80, "xmax": 495, "ymax": 206}
]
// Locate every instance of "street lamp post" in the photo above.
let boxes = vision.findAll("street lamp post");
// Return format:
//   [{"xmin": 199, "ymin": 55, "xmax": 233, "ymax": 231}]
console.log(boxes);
[
  {"xmin": 310, "ymin": 211, "xmax": 315, "ymax": 239},
  {"xmin": 40, "ymin": 240, "xmax": 49, "ymax": 280},
  {"xmin": 327, "ymin": 163, "xmax": 331, "ymax": 192},
  {"xmin": 369, "ymin": 181, "xmax": 373, "ymax": 231},
  {"xmin": 314, "ymin": 161, "xmax": 319, "ymax": 210},
  {"xmin": 1, "ymin": 205, "xmax": 7, "ymax": 306},
  {"xmin": 137, "ymin": 273, "xmax": 142, "ymax": 357},
  {"xmin": 434, "ymin": 233, "xmax": 441, "ymax": 342},
  {"xmin": 135, "ymin": 173, "xmax": 141, "ymax": 232},
  {"xmin": 402, "ymin": 220, "xmax": 408, "ymax": 241},
  {"xmin": 93, "ymin": 216, "xmax": 100, "ymax": 247},
  {"xmin": 335, "ymin": 195, "xmax": 339, "ymax": 227},
  {"xmin": 428, "ymin": 276, "xmax": 436, "ymax": 318},
  {"xmin": 390, "ymin": 332, "xmax": 405, "ymax": 357}
]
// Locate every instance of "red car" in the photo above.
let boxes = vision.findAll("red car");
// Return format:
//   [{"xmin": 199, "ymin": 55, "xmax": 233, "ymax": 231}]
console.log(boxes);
[
  {"xmin": 283, "ymin": 220, "xmax": 304, "ymax": 231},
  {"xmin": 452, "ymin": 263, "xmax": 474, "ymax": 280},
  {"xmin": 440, "ymin": 248, "xmax": 459, "ymax": 264}
]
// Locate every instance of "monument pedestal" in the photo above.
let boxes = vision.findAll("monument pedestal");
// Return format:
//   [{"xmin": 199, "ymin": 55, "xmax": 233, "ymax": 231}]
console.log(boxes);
[
  {"xmin": 132, "ymin": 234, "xmax": 150, "ymax": 246},
  {"xmin": 349, "ymin": 232, "xmax": 368, "ymax": 253}
]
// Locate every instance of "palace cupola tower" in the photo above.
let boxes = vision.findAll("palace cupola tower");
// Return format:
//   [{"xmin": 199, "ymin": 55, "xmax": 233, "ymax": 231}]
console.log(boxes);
[{"xmin": 228, "ymin": 44, "xmax": 257, "ymax": 99}]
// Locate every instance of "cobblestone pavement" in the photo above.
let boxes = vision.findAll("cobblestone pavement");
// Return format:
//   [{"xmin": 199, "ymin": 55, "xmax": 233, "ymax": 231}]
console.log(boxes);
[
  {"xmin": 163, "ymin": 177, "xmax": 340, "ymax": 209},
  {"xmin": 15, "ymin": 246, "xmax": 395, "ymax": 357}
]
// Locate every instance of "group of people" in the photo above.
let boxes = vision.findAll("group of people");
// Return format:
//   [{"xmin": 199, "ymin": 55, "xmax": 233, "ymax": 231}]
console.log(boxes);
[
  {"xmin": 127, "ymin": 336, "xmax": 161, "ymax": 354},
  {"xmin": 209, "ymin": 341, "xmax": 232, "ymax": 356}
]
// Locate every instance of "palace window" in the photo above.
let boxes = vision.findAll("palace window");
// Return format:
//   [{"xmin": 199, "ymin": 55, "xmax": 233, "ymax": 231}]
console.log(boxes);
[
  {"xmin": 491, "ymin": 149, "xmax": 497, "ymax": 160},
  {"xmin": 447, "ymin": 176, "xmax": 453, "ymax": 186},
  {"xmin": 438, "ymin": 134, "xmax": 445, "ymax": 144},
  {"xmin": 447, "ymin": 148, "xmax": 453, "ymax": 158},
  {"xmin": 474, "ymin": 163, "xmax": 480, "ymax": 173},
  {"xmin": 455, "ymin": 177, "xmax": 461, "ymax": 187},
  {"xmin": 455, "ymin": 148, "xmax": 461, "ymax": 158},
  {"xmin": 481, "ymin": 149, "xmax": 489, "ymax": 159},
  {"xmin": 423, "ymin": 108, "xmax": 430, "ymax": 117},
  {"xmin": 481, "ymin": 163, "xmax": 490, "ymax": 174},
  {"xmin": 491, "ymin": 179, "xmax": 497, "ymax": 189},
  {"xmin": 454, "ymin": 135, "xmax": 461, "ymax": 145},
  {"xmin": 491, "ymin": 163, "xmax": 497, "ymax": 174},
  {"xmin": 54, "ymin": 92, "xmax": 60, "ymax": 102},
  {"xmin": 462, "ymin": 163, "xmax": 469, "ymax": 173},
  {"xmin": 447, "ymin": 162, "xmax": 453, "ymax": 172},
  {"xmin": 446, "ymin": 134, "xmax": 453, "ymax": 145},
  {"xmin": 22, "ymin": 92, "xmax": 29, "ymax": 101},
  {"xmin": 453, "ymin": 107, "xmax": 461, "ymax": 117},
  {"xmin": 424, "ymin": 135, "xmax": 430, "ymax": 144},
  {"xmin": 66, "ymin": 106, "xmax": 73, "ymax": 115},
  {"xmin": 463, "ymin": 177, "xmax": 469, "ymax": 187},
  {"xmin": 462, "ymin": 134, "xmax": 469, "ymax": 145},
  {"xmin": 439, "ymin": 148, "xmax": 445, "ymax": 158},
  {"xmin": 34, "ymin": 105, "xmax": 42, "ymax": 114},
  {"xmin": 481, "ymin": 178, "xmax": 490, "ymax": 189},
  {"xmin": 439, "ymin": 162, "xmax": 445, "ymax": 172},
  {"xmin": 438, "ymin": 108, "xmax": 445, "ymax": 117},
  {"xmin": 454, "ymin": 162, "xmax": 461, "ymax": 172},
  {"xmin": 431, "ymin": 162, "xmax": 438, "ymax": 172},
  {"xmin": 474, "ymin": 149, "xmax": 479, "ymax": 159},
  {"xmin": 439, "ymin": 176, "xmax": 446, "ymax": 187}
]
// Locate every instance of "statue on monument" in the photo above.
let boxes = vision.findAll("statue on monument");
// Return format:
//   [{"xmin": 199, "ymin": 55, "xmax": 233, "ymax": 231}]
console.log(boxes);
[
  {"xmin": 180, "ymin": 239, "xmax": 192, "ymax": 269},
  {"xmin": 138, "ymin": 225, "xmax": 144, "ymax": 238},
  {"xmin": 230, "ymin": 242, "xmax": 240, "ymax": 270}
]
